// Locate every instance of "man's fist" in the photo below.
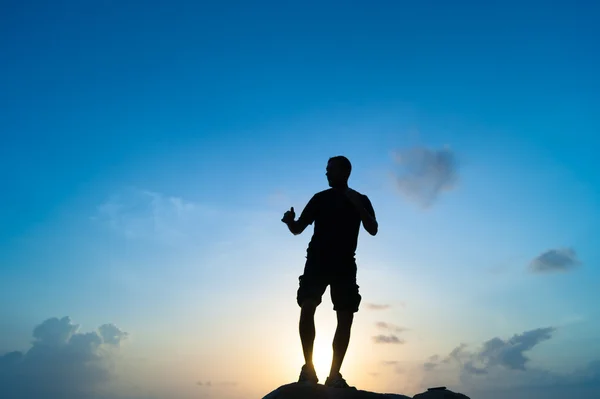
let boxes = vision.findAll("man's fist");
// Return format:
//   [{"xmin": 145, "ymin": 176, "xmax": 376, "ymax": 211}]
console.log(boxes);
[{"xmin": 281, "ymin": 207, "xmax": 295, "ymax": 224}]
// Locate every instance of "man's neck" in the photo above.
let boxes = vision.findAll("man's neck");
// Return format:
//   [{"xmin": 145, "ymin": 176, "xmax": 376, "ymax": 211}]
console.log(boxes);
[{"xmin": 331, "ymin": 183, "xmax": 348, "ymax": 190}]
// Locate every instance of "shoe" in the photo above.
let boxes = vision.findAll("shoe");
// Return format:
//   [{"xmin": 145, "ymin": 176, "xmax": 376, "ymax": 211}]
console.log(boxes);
[
  {"xmin": 297, "ymin": 364, "xmax": 319, "ymax": 384},
  {"xmin": 324, "ymin": 373, "xmax": 355, "ymax": 389}
]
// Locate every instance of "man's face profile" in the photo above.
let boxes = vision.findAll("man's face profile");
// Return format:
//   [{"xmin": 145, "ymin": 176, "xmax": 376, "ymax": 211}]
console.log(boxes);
[{"xmin": 326, "ymin": 159, "xmax": 345, "ymax": 187}]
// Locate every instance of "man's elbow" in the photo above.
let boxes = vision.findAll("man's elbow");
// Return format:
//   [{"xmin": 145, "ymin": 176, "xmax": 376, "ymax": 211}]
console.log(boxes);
[
  {"xmin": 291, "ymin": 223, "xmax": 305, "ymax": 235},
  {"xmin": 368, "ymin": 222, "xmax": 378, "ymax": 236}
]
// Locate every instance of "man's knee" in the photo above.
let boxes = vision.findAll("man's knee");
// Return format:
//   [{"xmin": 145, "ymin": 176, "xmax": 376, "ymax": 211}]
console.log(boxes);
[
  {"xmin": 300, "ymin": 299, "xmax": 318, "ymax": 316},
  {"xmin": 336, "ymin": 310, "xmax": 354, "ymax": 327}
]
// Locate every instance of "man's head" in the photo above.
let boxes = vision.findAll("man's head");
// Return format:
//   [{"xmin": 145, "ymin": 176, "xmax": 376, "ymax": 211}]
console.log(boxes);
[{"xmin": 326, "ymin": 156, "xmax": 352, "ymax": 188}]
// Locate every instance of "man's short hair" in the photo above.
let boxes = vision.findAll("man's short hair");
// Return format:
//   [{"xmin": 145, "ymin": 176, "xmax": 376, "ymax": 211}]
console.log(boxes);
[{"xmin": 329, "ymin": 155, "xmax": 352, "ymax": 179}]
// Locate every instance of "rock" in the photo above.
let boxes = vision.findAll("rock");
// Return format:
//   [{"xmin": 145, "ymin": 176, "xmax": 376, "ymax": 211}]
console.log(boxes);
[
  {"xmin": 262, "ymin": 383, "xmax": 412, "ymax": 399},
  {"xmin": 413, "ymin": 386, "xmax": 470, "ymax": 399}
]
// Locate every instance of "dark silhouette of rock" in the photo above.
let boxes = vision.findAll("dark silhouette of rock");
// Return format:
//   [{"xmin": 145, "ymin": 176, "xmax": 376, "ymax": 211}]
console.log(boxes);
[
  {"xmin": 413, "ymin": 386, "xmax": 470, "ymax": 399},
  {"xmin": 262, "ymin": 383, "xmax": 470, "ymax": 399},
  {"xmin": 262, "ymin": 383, "xmax": 410, "ymax": 399},
  {"xmin": 262, "ymin": 383, "xmax": 411, "ymax": 399}
]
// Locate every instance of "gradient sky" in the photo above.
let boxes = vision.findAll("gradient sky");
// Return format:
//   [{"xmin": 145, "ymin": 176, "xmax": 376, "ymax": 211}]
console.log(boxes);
[{"xmin": 1, "ymin": 1, "xmax": 599, "ymax": 398}]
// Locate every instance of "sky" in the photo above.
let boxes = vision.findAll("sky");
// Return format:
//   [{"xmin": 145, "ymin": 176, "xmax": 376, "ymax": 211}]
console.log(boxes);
[{"xmin": 0, "ymin": 0, "xmax": 599, "ymax": 398}]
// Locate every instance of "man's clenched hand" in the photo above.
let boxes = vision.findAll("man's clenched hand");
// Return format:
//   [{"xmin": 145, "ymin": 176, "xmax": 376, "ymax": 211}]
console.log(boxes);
[{"xmin": 281, "ymin": 207, "xmax": 295, "ymax": 224}]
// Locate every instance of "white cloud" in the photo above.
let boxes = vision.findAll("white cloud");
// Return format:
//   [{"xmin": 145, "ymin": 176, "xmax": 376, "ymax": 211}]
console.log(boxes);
[
  {"xmin": 0, "ymin": 316, "xmax": 128, "ymax": 399},
  {"xmin": 99, "ymin": 323, "xmax": 129, "ymax": 346},
  {"xmin": 391, "ymin": 146, "xmax": 458, "ymax": 208}
]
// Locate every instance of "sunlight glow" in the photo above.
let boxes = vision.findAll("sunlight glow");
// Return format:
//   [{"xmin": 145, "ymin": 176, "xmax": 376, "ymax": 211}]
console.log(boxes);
[
  {"xmin": 311, "ymin": 310, "xmax": 338, "ymax": 381},
  {"xmin": 312, "ymin": 338, "xmax": 332, "ymax": 381}
]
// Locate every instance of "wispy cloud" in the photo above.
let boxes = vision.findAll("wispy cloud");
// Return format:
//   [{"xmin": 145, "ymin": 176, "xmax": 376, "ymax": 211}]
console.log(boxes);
[
  {"xmin": 423, "ymin": 362, "xmax": 438, "ymax": 371},
  {"xmin": 93, "ymin": 188, "xmax": 219, "ymax": 245},
  {"xmin": 391, "ymin": 146, "xmax": 458, "ymax": 208},
  {"xmin": 442, "ymin": 343, "xmax": 468, "ymax": 364},
  {"xmin": 196, "ymin": 381, "xmax": 237, "ymax": 388},
  {"xmin": 422, "ymin": 355, "xmax": 440, "ymax": 371},
  {"xmin": 529, "ymin": 248, "xmax": 581, "ymax": 273},
  {"xmin": 382, "ymin": 360, "xmax": 399, "ymax": 366},
  {"xmin": 376, "ymin": 321, "xmax": 408, "ymax": 333},
  {"xmin": 267, "ymin": 189, "xmax": 292, "ymax": 209},
  {"xmin": 373, "ymin": 334, "xmax": 405, "ymax": 344},
  {"xmin": 366, "ymin": 303, "xmax": 391, "ymax": 310}
]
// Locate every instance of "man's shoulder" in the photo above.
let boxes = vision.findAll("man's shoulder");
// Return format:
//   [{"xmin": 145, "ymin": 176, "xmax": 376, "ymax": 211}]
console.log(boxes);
[
  {"xmin": 351, "ymin": 189, "xmax": 369, "ymax": 200},
  {"xmin": 313, "ymin": 188, "xmax": 370, "ymax": 199},
  {"xmin": 305, "ymin": 189, "xmax": 329, "ymax": 206},
  {"xmin": 358, "ymin": 191, "xmax": 374, "ymax": 207},
  {"xmin": 313, "ymin": 188, "xmax": 333, "ymax": 197}
]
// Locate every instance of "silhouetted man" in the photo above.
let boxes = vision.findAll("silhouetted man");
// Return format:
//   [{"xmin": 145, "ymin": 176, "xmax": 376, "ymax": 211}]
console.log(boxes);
[{"xmin": 281, "ymin": 156, "xmax": 378, "ymax": 388}]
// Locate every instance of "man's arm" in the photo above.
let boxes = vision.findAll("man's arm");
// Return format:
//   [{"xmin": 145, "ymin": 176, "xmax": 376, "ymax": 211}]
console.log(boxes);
[
  {"xmin": 284, "ymin": 195, "xmax": 318, "ymax": 235},
  {"xmin": 347, "ymin": 190, "xmax": 378, "ymax": 236},
  {"xmin": 286, "ymin": 219, "xmax": 306, "ymax": 235},
  {"xmin": 357, "ymin": 202, "xmax": 378, "ymax": 236}
]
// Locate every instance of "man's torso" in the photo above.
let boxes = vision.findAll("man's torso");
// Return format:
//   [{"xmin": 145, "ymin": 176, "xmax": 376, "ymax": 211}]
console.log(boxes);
[{"xmin": 306, "ymin": 188, "xmax": 367, "ymax": 261}]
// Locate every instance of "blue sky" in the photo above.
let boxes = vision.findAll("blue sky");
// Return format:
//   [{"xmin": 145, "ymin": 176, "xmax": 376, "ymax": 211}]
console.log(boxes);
[{"xmin": 1, "ymin": 1, "xmax": 599, "ymax": 398}]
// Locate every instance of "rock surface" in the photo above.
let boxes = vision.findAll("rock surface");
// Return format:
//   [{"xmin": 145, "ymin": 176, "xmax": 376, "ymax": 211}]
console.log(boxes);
[
  {"xmin": 413, "ymin": 387, "xmax": 470, "ymax": 399},
  {"xmin": 261, "ymin": 383, "xmax": 469, "ymax": 399}
]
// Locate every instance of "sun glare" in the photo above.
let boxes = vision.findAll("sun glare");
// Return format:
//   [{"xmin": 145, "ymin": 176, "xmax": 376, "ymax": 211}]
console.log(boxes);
[
  {"xmin": 312, "ymin": 338, "xmax": 332, "ymax": 380},
  {"xmin": 308, "ymin": 299, "xmax": 340, "ymax": 380}
]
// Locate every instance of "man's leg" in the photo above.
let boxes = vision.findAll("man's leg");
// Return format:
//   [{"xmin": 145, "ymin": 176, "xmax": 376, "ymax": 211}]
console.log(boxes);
[
  {"xmin": 329, "ymin": 310, "xmax": 353, "ymax": 378},
  {"xmin": 296, "ymin": 270, "xmax": 327, "ymax": 382},
  {"xmin": 328, "ymin": 267, "xmax": 361, "ymax": 384},
  {"xmin": 299, "ymin": 300, "xmax": 318, "ymax": 367}
]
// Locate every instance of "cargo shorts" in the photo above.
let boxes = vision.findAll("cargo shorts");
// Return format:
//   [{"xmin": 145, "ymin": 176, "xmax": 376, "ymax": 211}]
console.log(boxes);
[{"xmin": 296, "ymin": 256, "xmax": 362, "ymax": 312}]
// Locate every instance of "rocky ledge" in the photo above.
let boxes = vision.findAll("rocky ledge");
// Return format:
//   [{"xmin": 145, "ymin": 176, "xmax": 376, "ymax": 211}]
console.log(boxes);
[{"xmin": 262, "ymin": 383, "xmax": 470, "ymax": 399}]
